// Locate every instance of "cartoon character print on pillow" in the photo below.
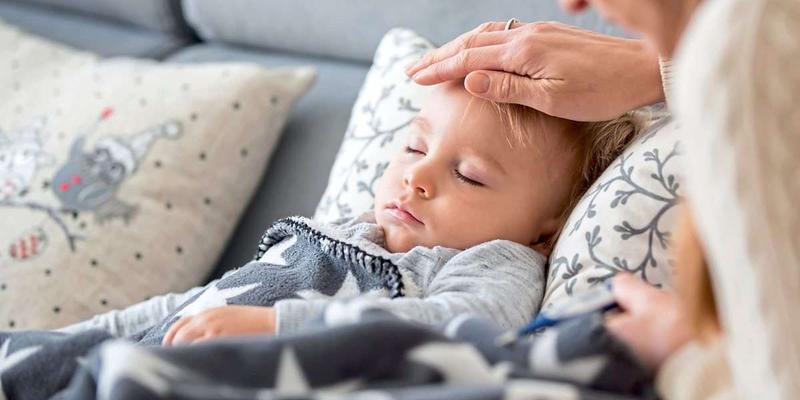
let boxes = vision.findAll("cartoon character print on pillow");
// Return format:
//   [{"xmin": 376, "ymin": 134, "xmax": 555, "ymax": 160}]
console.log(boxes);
[
  {"xmin": 52, "ymin": 109, "xmax": 181, "ymax": 224},
  {"xmin": 1, "ymin": 108, "xmax": 181, "ymax": 254},
  {"xmin": 0, "ymin": 117, "xmax": 54, "ymax": 202}
]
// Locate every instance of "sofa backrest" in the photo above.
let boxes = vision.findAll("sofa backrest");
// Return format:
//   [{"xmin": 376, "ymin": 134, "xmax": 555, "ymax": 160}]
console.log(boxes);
[
  {"xmin": 10, "ymin": 0, "xmax": 189, "ymax": 34},
  {"xmin": 182, "ymin": 0, "xmax": 630, "ymax": 63}
]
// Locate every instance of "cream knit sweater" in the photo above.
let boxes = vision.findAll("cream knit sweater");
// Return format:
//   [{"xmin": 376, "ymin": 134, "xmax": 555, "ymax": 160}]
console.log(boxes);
[{"xmin": 658, "ymin": 0, "xmax": 800, "ymax": 398}]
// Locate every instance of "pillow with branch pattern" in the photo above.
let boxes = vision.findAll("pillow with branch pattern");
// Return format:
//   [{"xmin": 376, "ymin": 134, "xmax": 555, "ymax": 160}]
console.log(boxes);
[
  {"xmin": 313, "ymin": 28, "xmax": 434, "ymax": 222},
  {"xmin": 542, "ymin": 116, "xmax": 682, "ymax": 310}
]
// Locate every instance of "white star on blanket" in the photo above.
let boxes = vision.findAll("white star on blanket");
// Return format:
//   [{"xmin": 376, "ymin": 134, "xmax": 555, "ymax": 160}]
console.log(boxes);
[
  {"xmin": 261, "ymin": 346, "xmax": 365, "ymax": 396},
  {"xmin": 258, "ymin": 235, "xmax": 297, "ymax": 266},
  {"xmin": 173, "ymin": 282, "xmax": 262, "ymax": 321},
  {"xmin": 273, "ymin": 347, "xmax": 310, "ymax": 395},
  {"xmin": 97, "ymin": 341, "xmax": 192, "ymax": 399}
]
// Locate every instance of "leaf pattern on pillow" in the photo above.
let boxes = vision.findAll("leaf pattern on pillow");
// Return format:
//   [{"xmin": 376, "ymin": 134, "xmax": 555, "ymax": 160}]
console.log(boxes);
[
  {"xmin": 314, "ymin": 29, "xmax": 434, "ymax": 223},
  {"xmin": 545, "ymin": 117, "xmax": 683, "ymax": 306}
]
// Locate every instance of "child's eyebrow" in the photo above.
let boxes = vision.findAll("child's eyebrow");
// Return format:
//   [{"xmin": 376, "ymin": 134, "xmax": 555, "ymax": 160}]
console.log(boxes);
[
  {"xmin": 472, "ymin": 150, "xmax": 507, "ymax": 176},
  {"xmin": 413, "ymin": 116, "xmax": 506, "ymax": 175}
]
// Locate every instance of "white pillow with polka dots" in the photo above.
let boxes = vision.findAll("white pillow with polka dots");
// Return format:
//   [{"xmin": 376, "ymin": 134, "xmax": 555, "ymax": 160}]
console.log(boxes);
[{"xmin": 0, "ymin": 21, "xmax": 315, "ymax": 329}]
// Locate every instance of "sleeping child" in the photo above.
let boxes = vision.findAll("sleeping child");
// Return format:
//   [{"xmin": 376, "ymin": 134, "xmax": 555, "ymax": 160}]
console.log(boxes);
[
  {"xmin": 0, "ymin": 80, "xmax": 645, "ymax": 398},
  {"xmin": 38, "ymin": 80, "xmax": 638, "ymax": 347},
  {"xmin": 50, "ymin": 80, "xmax": 642, "ymax": 346},
  {"xmin": 41, "ymin": 80, "xmax": 643, "ymax": 349}
]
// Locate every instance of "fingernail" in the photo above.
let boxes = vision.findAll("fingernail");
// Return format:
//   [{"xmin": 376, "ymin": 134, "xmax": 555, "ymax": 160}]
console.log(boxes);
[
  {"xmin": 404, "ymin": 61, "xmax": 418, "ymax": 74},
  {"xmin": 467, "ymin": 72, "xmax": 490, "ymax": 94}
]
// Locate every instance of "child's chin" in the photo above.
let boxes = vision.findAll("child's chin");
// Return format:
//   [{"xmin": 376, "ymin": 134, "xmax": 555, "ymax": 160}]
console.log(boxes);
[{"xmin": 383, "ymin": 228, "xmax": 420, "ymax": 253}]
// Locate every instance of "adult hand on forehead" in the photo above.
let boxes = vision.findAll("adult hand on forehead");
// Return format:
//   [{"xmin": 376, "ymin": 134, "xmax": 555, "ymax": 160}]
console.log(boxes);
[{"xmin": 405, "ymin": 21, "xmax": 663, "ymax": 122}]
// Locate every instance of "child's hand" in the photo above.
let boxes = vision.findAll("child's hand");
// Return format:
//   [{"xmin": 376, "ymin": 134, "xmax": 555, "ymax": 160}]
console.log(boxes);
[{"xmin": 162, "ymin": 305, "xmax": 276, "ymax": 346}]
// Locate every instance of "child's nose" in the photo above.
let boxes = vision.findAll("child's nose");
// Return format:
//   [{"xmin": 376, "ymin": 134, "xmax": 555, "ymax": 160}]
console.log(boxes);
[{"xmin": 403, "ymin": 166, "xmax": 434, "ymax": 199}]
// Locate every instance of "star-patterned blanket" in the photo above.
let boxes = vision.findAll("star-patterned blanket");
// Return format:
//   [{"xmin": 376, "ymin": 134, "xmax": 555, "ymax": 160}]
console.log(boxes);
[
  {"xmin": 0, "ymin": 306, "xmax": 653, "ymax": 399},
  {"xmin": 131, "ymin": 216, "xmax": 406, "ymax": 345},
  {"xmin": 0, "ymin": 215, "xmax": 407, "ymax": 398},
  {"xmin": 0, "ymin": 217, "xmax": 653, "ymax": 399}
]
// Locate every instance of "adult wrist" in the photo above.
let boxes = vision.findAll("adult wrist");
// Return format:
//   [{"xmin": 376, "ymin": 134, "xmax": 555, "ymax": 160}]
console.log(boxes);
[
  {"xmin": 658, "ymin": 57, "xmax": 675, "ymax": 107},
  {"xmin": 629, "ymin": 40, "xmax": 666, "ymax": 109}
]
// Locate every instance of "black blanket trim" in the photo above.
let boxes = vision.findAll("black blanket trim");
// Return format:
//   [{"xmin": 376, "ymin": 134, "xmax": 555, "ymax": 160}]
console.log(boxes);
[{"xmin": 254, "ymin": 217, "xmax": 406, "ymax": 298}]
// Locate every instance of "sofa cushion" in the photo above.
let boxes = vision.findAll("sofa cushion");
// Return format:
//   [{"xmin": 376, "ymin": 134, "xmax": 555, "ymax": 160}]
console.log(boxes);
[
  {"xmin": 0, "ymin": 1, "xmax": 189, "ymax": 58},
  {"xmin": 0, "ymin": 21, "xmax": 315, "ymax": 329},
  {"xmin": 166, "ymin": 44, "xmax": 370, "ymax": 278},
  {"xmin": 8, "ymin": 0, "xmax": 188, "ymax": 34},
  {"xmin": 182, "ymin": 0, "xmax": 628, "ymax": 63}
]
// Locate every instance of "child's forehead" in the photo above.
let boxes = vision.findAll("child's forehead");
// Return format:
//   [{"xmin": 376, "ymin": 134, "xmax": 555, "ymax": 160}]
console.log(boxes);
[
  {"xmin": 411, "ymin": 114, "xmax": 549, "ymax": 172},
  {"xmin": 417, "ymin": 83, "xmax": 577, "ymax": 166},
  {"xmin": 421, "ymin": 84, "xmax": 501, "ymax": 130},
  {"xmin": 427, "ymin": 80, "xmax": 474, "ymax": 104},
  {"xmin": 420, "ymin": 85, "xmax": 521, "ymax": 144}
]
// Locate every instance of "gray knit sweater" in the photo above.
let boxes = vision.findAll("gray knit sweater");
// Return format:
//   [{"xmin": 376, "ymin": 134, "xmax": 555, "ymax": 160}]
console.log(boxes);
[{"xmin": 60, "ymin": 213, "xmax": 546, "ymax": 337}]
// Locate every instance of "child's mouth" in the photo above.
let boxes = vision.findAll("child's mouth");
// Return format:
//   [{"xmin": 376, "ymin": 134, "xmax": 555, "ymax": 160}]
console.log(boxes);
[{"xmin": 387, "ymin": 203, "xmax": 424, "ymax": 225}]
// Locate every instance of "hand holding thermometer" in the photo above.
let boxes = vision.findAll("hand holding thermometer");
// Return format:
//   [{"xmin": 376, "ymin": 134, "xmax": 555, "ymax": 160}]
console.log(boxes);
[{"xmin": 495, "ymin": 280, "xmax": 619, "ymax": 347}]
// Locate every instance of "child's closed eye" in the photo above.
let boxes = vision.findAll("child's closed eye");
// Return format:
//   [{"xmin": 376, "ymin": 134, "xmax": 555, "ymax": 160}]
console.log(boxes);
[
  {"xmin": 453, "ymin": 169, "xmax": 484, "ymax": 187},
  {"xmin": 405, "ymin": 146, "xmax": 425, "ymax": 155}
]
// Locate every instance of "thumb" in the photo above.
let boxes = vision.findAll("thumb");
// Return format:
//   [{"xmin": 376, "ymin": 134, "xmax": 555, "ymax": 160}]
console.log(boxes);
[
  {"xmin": 464, "ymin": 70, "xmax": 546, "ymax": 109},
  {"xmin": 560, "ymin": 0, "xmax": 590, "ymax": 13},
  {"xmin": 605, "ymin": 312, "xmax": 634, "ymax": 339},
  {"xmin": 612, "ymin": 273, "xmax": 653, "ymax": 313}
]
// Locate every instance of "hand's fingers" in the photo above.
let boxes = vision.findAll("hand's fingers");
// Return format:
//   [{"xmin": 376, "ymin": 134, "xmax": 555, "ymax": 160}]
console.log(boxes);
[
  {"xmin": 406, "ymin": 27, "xmax": 511, "ymax": 77},
  {"xmin": 190, "ymin": 334, "xmax": 217, "ymax": 345},
  {"xmin": 604, "ymin": 312, "xmax": 636, "ymax": 341},
  {"xmin": 411, "ymin": 45, "xmax": 508, "ymax": 86},
  {"xmin": 560, "ymin": 0, "xmax": 590, "ymax": 13},
  {"xmin": 162, "ymin": 317, "xmax": 192, "ymax": 346},
  {"xmin": 171, "ymin": 321, "xmax": 204, "ymax": 346},
  {"xmin": 611, "ymin": 273, "xmax": 654, "ymax": 312},
  {"xmin": 463, "ymin": 70, "xmax": 551, "ymax": 110}
]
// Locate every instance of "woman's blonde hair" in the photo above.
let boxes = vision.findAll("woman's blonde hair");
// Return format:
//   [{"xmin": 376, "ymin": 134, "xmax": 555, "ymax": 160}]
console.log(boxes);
[
  {"xmin": 487, "ymin": 102, "xmax": 647, "ymax": 250},
  {"xmin": 674, "ymin": 205, "xmax": 721, "ymax": 342}
]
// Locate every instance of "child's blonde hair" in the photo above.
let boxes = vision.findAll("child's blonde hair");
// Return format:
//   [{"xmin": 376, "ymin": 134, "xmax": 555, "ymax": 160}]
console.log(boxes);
[{"xmin": 488, "ymin": 102, "xmax": 646, "ymax": 250}]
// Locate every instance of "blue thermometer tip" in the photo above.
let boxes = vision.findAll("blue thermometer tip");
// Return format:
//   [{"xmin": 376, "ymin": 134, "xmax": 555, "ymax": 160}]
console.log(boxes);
[{"xmin": 495, "ymin": 281, "xmax": 618, "ymax": 347}]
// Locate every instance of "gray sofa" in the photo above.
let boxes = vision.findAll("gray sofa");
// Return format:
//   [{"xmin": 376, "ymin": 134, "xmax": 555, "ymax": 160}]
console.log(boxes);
[{"xmin": 0, "ymin": 0, "xmax": 626, "ymax": 282}]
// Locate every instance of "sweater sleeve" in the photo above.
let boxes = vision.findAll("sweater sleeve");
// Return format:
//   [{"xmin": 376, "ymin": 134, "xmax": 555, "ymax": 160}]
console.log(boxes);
[
  {"xmin": 56, "ymin": 278, "xmax": 222, "ymax": 337},
  {"xmin": 658, "ymin": 57, "xmax": 675, "ymax": 108},
  {"xmin": 274, "ymin": 240, "xmax": 546, "ymax": 335}
]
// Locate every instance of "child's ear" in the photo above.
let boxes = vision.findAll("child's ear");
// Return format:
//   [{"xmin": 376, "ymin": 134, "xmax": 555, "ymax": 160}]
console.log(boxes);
[
  {"xmin": 529, "ymin": 217, "xmax": 563, "ymax": 257},
  {"xmin": 530, "ymin": 241, "xmax": 553, "ymax": 257}
]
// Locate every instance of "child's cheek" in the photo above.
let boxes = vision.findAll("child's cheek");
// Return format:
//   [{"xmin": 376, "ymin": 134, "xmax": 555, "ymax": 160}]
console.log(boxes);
[
  {"xmin": 374, "ymin": 174, "xmax": 394, "ymax": 209},
  {"xmin": 378, "ymin": 161, "xmax": 403, "ymax": 196}
]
